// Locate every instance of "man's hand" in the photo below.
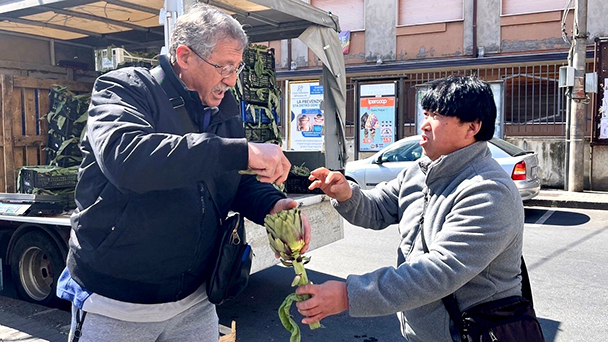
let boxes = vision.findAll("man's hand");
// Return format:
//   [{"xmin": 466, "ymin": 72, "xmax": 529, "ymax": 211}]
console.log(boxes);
[
  {"xmin": 308, "ymin": 167, "xmax": 353, "ymax": 202},
  {"xmin": 269, "ymin": 198, "xmax": 311, "ymax": 255},
  {"xmin": 295, "ymin": 281, "xmax": 349, "ymax": 324},
  {"xmin": 248, "ymin": 142, "xmax": 291, "ymax": 185}
]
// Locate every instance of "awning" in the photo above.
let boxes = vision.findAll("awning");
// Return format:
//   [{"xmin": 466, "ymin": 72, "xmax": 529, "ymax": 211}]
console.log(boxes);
[
  {"xmin": 299, "ymin": 25, "xmax": 347, "ymax": 169},
  {"xmin": 0, "ymin": 0, "xmax": 347, "ymax": 169},
  {"xmin": 0, "ymin": 0, "xmax": 340, "ymax": 49}
]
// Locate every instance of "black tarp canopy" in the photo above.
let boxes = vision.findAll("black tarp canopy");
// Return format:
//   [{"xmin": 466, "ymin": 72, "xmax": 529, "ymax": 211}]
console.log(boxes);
[{"xmin": 0, "ymin": 0, "xmax": 347, "ymax": 169}]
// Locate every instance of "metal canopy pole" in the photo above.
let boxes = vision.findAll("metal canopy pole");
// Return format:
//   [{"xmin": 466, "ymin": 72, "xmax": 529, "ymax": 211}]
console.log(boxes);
[{"xmin": 160, "ymin": 0, "xmax": 185, "ymax": 55}]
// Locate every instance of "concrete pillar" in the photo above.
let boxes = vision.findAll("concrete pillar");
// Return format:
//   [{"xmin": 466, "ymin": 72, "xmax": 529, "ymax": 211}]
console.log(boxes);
[
  {"xmin": 567, "ymin": 0, "xmax": 588, "ymax": 192},
  {"xmin": 364, "ymin": 0, "xmax": 396, "ymax": 62},
  {"xmin": 476, "ymin": 0, "xmax": 501, "ymax": 54}
]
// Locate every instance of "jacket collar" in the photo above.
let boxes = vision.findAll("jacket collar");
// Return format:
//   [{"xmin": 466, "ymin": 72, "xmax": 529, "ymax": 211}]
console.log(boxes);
[
  {"xmin": 418, "ymin": 141, "xmax": 491, "ymax": 184},
  {"xmin": 157, "ymin": 55, "xmax": 219, "ymax": 115}
]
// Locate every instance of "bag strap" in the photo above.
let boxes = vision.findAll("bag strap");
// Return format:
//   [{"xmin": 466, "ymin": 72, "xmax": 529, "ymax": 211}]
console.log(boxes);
[
  {"xmin": 151, "ymin": 67, "xmax": 188, "ymax": 113},
  {"xmin": 416, "ymin": 191, "xmax": 468, "ymax": 338},
  {"xmin": 521, "ymin": 256, "xmax": 534, "ymax": 307},
  {"xmin": 417, "ymin": 189, "xmax": 534, "ymax": 337},
  {"xmin": 151, "ymin": 66, "xmax": 213, "ymax": 132},
  {"xmin": 71, "ymin": 308, "xmax": 87, "ymax": 342},
  {"xmin": 150, "ymin": 66, "xmax": 220, "ymax": 219}
]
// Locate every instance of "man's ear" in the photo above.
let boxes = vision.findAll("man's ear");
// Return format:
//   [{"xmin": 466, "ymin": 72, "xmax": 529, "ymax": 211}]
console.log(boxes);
[
  {"xmin": 465, "ymin": 120, "xmax": 482, "ymax": 139},
  {"xmin": 175, "ymin": 45, "xmax": 194, "ymax": 70}
]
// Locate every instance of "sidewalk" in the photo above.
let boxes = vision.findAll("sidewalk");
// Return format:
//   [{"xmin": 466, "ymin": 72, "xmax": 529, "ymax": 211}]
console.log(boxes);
[
  {"xmin": 1, "ymin": 189, "xmax": 607, "ymax": 342},
  {"xmin": 525, "ymin": 189, "xmax": 608, "ymax": 210},
  {"xmin": 0, "ymin": 296, "xmax": 69, "ymax": 342}
]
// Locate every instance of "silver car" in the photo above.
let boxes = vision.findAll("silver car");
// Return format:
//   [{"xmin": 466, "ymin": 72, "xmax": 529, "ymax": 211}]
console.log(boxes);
[{"xmin": 345, "ymin": 135, "xmax": 541, "ymax": 201}]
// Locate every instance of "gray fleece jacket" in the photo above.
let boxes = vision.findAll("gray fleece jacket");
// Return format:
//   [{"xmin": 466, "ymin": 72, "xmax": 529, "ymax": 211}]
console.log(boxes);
[{"xmin": 336, "ymin": 141, "xmax": 524, "ymax": 342}]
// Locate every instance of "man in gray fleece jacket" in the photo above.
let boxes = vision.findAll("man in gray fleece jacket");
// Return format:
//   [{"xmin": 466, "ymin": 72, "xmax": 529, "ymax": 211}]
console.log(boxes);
[{"xmin": 296, "ymin": 75, "xmax": 525, "ymax": 342}]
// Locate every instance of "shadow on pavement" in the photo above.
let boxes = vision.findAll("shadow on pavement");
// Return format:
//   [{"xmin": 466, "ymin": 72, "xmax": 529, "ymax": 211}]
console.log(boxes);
[
  {"xmin": 524, "ymin": 208, "xmax": 590, "ymax": 226},
  {"xmin": 538, "ymin": 317, "xmax": 560, "ymax": 342},
  {"xmin": 217, "ymin": 265, "xmax": 403, "ymax": 342}
]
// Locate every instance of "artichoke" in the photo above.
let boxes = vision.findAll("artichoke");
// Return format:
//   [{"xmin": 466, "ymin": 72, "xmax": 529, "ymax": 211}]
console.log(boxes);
[
  {"xmin": 264, "ymin": 208, "xmax": 321, "ymax": 342},
  {"xmin": 265, "ymin": 208, "xmax": 306, "ymax": 263}
]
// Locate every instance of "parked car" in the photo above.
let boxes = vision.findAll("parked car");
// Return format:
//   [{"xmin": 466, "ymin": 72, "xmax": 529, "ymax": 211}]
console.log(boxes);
[{"xmin": 345, "ymin": 135, "xmax": 541, "ymax": 201}]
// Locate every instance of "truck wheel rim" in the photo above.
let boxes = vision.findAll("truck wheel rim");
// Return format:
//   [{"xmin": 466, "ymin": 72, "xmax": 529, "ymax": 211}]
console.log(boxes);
[{"xmin": 19, "ymin": 246, "xmax": 53, "ymax": 301}]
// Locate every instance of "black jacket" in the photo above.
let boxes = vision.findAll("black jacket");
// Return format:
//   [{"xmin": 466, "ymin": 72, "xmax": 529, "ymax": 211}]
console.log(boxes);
[{"xmin": 67, "ymin": 55, "xmax": 284, "ymax": 304}]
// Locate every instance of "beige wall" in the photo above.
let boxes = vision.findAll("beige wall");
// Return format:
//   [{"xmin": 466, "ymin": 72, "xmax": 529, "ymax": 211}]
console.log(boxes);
[
  {"xmin": 396, "ymin": 22, "xmax": 464, "ymax": 60},
  {"xmin": 500, "ymin": 11, "xmax": 572, "ymax": 52}
]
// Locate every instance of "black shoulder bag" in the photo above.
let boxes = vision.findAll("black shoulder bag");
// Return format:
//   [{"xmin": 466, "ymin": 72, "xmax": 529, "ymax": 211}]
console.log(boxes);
[
  {"xmin": 417, "ymin": 191, "xmax": 545, "ymax": 342},
  {"xmin": 206, "ymin": 212, "xmax": 253, "ymax": 305},
  {"xmin": 150, "ymin": 67, "xmax": 253, "ymax": 305}
]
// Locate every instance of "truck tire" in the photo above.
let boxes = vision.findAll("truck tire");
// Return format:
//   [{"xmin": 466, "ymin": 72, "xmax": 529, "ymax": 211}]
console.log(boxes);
[{"xmin": 10, "ymin": 231, "xmax": 65, "ymax": 307}]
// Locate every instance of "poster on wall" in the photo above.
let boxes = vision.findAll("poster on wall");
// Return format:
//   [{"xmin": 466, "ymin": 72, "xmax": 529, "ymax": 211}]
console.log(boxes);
[
  {"xmin": 359, "ymin": 83, "xmax": 396, "ymax": 152},
  {"xmin": 288, "ymin": 81, "xmax": 324, "ymax": 151},
  {"xmin": 600, "ymin": 78, "xmax": 608, "ymax": 139}
]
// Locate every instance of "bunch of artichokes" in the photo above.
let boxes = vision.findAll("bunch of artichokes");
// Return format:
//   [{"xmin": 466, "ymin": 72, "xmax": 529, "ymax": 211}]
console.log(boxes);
[{"xmin": 264, "ymin": 208, "xmax": 321, "ymax": 342}]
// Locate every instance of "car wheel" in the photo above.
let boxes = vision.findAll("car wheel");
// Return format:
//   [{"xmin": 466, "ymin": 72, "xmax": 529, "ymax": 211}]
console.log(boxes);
[{"xmin": 10, "ymin": 231, "xmax": 65, "ymax": 307}]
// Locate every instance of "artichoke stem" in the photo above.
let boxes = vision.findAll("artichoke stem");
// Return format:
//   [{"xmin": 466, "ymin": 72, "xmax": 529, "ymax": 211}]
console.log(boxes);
[
  {"xmin": 293, "ymin": 260, "xmax": 309, "ymax": 286},
  {"xmin": 293, "ymin": 259, "xmax": 321, "ymax": 330}
]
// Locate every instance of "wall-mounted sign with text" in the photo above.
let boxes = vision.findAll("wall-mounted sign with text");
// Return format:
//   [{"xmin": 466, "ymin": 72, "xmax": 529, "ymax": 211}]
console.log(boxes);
[
  {"xmin": 358, "ymin": 83, "xmax": 397, "ymax": 152},
  {"xmin": 288, "ymin": 81, "xmax": 324, "ymax": 151}
]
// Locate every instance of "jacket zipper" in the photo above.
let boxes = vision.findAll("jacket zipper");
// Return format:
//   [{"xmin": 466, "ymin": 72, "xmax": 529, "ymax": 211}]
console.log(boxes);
[{"xmin": 405, "ymin": 190, "xmax": 429, "ymax": 259}]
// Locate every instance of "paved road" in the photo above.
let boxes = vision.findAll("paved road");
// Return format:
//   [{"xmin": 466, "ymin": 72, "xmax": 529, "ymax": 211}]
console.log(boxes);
[
  {"xmin": 522, "ymin": 206, "xmax": 608, "ymax": 342},
  {"xmin": 218, "ymin": 206, "xmax": 608, "ymax": 342},
  {"xmin": 2, "ymin": 205, "xmax": 608, "ymax": 342}
]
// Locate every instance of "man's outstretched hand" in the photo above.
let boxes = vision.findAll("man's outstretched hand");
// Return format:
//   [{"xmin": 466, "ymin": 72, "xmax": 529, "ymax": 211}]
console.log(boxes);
[{"xmin": 308, "ymin": 167, "xmax": 353, "ymax": 202}]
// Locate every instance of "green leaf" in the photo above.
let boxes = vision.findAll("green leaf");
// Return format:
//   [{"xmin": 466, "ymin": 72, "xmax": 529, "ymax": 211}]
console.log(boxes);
[
  {"xmin": 278, "ymin": 293, "xmax": 302, "ymax": 342},
  {"xmin": 291, "ymin": 274, "xmax": 302, "ymax": 287}
]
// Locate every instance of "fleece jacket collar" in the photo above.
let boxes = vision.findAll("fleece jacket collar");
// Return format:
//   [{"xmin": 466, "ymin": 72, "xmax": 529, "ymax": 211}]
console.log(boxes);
[{"xmin": 419, "ymin": 141, "xmax": 491, "ymax": 185}]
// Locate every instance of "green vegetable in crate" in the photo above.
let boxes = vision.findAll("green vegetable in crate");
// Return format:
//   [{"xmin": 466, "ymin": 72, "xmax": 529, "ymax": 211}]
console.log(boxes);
[
  {"xmin": 264, "ymin": 208, "xmax": 322, "ymax": 342},
  {"xmin": 291, "ymin": 163, "xmax": 311, "ymax": 177}
]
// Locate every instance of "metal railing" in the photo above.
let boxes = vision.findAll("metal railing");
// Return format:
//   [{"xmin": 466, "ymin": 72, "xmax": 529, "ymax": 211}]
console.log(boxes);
[{"xmin": 343, "ymin": 61, "xmax": 594, "ymax": 138}]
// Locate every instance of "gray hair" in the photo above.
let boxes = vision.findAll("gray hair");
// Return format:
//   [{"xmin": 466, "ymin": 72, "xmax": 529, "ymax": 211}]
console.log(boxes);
[{"xmin": 169, "ymin": 4, "xmax": 248, "ymax": 62}]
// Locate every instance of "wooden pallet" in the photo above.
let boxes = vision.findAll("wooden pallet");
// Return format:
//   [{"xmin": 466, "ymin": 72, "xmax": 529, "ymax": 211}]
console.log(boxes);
[{"xmin": 219, "ymin": 321, "xmax": 236, "ymax": 342}]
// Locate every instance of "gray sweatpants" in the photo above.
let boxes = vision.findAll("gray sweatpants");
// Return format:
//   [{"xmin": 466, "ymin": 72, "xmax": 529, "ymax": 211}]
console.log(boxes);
[{"xmin": 68, "ymin": 299, "xmax": 219, "ymax": 342}]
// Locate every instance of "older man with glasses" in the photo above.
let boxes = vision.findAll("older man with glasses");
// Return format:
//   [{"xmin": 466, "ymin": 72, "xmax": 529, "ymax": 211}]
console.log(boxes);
[{"xmin": 56, "ymin": 4, "xmax": 310, "ymax": 342}]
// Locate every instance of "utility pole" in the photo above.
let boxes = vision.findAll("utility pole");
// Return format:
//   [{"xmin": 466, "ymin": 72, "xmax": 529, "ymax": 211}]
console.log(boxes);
[{"xmin": 568, "ymin": 0, "xmax": 588, "ymax": 192}]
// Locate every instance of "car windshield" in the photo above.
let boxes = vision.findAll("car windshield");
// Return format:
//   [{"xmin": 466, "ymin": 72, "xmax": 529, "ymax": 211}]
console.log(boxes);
[{"xmin": 379, "ymin": 140, "xmax": 422, "ymax": 162}]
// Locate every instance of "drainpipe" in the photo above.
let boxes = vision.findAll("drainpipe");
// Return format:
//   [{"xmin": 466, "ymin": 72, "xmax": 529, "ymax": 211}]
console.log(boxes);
[{"xmin": 472, "ymin": 0, "xmax": 478, "ymax": 57}]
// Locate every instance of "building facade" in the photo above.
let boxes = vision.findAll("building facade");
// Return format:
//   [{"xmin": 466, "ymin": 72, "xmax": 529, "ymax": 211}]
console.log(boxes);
[{"xmin": 272, "ymin": 0, "xmax": 608, "ymax": 190}]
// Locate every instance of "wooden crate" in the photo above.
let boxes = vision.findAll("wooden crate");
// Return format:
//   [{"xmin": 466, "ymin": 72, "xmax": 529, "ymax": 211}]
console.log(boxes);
[{"xmin": 0, "ymin": 75, "xmax": 92, "ymax": 192}]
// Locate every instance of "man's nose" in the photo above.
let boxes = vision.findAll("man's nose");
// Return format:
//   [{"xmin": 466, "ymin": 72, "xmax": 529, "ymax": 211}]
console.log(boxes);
[
  {"xmin": 420, "ymin": 117, "xmax": 431, "ymax": 131},
  {"xmin": 223, "ymin": 73, "xmax": 238, "ymax": 87}
]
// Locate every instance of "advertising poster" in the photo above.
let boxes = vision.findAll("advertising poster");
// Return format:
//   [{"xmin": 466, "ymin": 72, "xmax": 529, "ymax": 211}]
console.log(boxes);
[
  {"xmin": 288, "ymin": 81, "xmax": 324, "ymax": 151},
  {"xmin": 359, "ymin": 96, "xmax": 396, "ymax": 151},
  {"xmin": 600, "ymin": 78, "xmax": 608, "ymax": 139}
]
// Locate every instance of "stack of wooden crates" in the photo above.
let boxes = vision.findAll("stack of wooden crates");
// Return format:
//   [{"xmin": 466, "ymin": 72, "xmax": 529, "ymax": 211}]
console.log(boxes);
[
  {"xmin": 17, "ymin": 85, "xmax": 89, "ymax": 210},
  {"xmin": 238, "ymin": 45, "xmax": 281, "ymax": 145}
]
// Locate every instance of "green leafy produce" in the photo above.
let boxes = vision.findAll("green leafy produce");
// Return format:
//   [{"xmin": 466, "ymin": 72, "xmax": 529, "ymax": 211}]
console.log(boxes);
[
  {"xmin": 291, "ymin": 163, "xmax": 311, "ymax": 177},
  {"xmin": 265, "ymin": 208, "xmax": 322, "ymax": 342},
  {"xmin": 279, "ymin": 293, "xmax": 303, "ymax": 342}
]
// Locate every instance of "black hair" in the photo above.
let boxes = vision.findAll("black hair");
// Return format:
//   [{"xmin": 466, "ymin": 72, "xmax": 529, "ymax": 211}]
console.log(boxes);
[{"xmin": 421, "ymin": 75, "xmax": 496, "ymax": 141}]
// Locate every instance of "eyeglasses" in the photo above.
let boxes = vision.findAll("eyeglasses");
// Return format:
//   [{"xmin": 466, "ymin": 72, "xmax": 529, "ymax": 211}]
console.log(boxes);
[{"xmin": 188, "ymin": 46, "xmax": 245, "ymax": 78}]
